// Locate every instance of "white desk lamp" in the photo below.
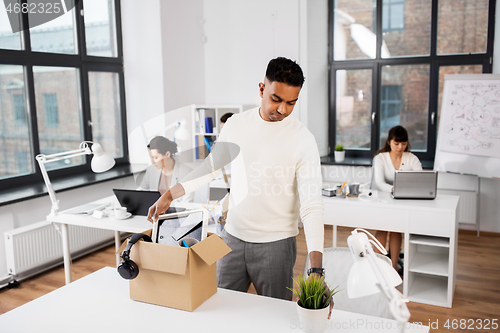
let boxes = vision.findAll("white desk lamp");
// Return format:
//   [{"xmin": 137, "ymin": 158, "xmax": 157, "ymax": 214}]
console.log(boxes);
[
  {"xmin": 36, "ymin": 141, "xmax": 115, "ymax": 217},
  {"xmin": 159, "ymin": 119, "xmax": 189, "ymax": 143},
  {"xmin": 347, "ymin": 228, "xmax": 411, "ymax": 323}
]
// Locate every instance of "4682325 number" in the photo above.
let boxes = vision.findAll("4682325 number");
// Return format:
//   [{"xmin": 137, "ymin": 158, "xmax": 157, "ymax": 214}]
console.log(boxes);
[
  {"xmin": 5, "ymin": 2, "xmax": 63, "ymax": 15},
  {"xmin": 444, "ymin": 319, "xmax": 498, "ymax": 330}
]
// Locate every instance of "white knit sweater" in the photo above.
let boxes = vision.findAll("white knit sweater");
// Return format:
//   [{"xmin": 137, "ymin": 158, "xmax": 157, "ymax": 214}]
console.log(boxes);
[{"xmin": 180, "ymin": 107, "xmax": 324, "ymax": 253}]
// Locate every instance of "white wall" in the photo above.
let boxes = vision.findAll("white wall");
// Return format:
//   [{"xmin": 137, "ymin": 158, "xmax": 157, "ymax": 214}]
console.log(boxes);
[
  {"xmin": 203, "ymin": 0, "xmax": 329, "ymax": 153},
  {"xmin": 203, "ymin": 0, "xmax": 300, "ymax": 108},
  {"xmin": 121, "ymin": 0, "xmax": 165, "ymax": 136},
  {"xmin": 161, "ymin": 0, "xmax": 206, "ymax": 111},
  {"xmin": 305, "ymin": 0, "xmax": 329, "ymax": 156}
]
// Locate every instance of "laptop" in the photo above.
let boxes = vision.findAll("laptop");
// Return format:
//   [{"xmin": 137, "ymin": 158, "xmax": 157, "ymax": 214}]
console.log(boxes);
[
  {"xmin": 151, "ymin": 209, "xmax": 208, "ymax": 246},
  {"xmin": 113, "ymin": 189, "xmax": 186, "ymax": 216},
  {"xmin": 392, "ymin": 170, "xmax": 438, "ymax": 200}
]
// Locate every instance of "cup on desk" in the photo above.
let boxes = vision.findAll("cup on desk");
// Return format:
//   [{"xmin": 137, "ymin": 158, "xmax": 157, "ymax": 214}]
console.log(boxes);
[
  {"xmin": 348, "ymin": 183, "xmax": 360, "ymax": 196},
  {"xmin": 336, "ymin": 184, "xmax": 347, "ymax": 198},
  {"xmin": 114, "ymin": 207, "xmax": 128, "ymax": 219}
]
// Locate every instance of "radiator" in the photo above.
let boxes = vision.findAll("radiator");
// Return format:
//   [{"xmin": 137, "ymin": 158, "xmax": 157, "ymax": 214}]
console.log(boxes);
[
  {"xmin": 4, "ymin": 221, "xmax": 115, "ymax": 277},
  {"xmin": 437, "ymin": 189, "xmax": 478, "ymax": 224}
]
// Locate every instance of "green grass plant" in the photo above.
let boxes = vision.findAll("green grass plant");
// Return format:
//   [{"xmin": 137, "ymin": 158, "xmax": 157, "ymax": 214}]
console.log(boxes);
[{"xmin": 289, "ymin": 274, "xmax": 340, "ymax": 310}]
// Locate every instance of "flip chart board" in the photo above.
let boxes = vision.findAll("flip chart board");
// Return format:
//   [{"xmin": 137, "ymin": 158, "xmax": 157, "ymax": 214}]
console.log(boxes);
[{"xmin": 434, "ymin": 74, "xmax": 500, "ymax": 178}]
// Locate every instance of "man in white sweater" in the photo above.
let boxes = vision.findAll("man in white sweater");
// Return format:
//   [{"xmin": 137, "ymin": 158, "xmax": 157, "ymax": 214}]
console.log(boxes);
[{"xmin": 148, "ymin": 57, "xmax": 328, "ymax": 313}]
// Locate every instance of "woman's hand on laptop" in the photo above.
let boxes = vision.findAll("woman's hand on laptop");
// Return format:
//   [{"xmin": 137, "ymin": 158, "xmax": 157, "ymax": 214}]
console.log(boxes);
[{"xmin": 147, "ymin": 184, "xmax": 186, "ymax": 222}]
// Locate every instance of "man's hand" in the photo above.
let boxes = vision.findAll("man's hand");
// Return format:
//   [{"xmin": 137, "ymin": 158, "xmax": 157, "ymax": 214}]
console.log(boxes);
[
  {"xmin": 147, "ymin": 184, "xmax": 186, "ymax": 223},
  {"xmin": 308, "ymin": 251, "xmax": 332, "ymax": 319},
  {"xmin": 147, "ymin": 191, "xmax": 173, "ymax": 223}
]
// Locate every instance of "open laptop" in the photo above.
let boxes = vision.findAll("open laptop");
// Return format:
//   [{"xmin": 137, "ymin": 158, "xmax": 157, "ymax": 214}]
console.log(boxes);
[
  {"xmin": 113, "ymin": 189, "xmax": 186, "ymax": 216},
  {"xmin": 151, "ymin": 209, "xmax": 208, "ymax": 246},
  {"xmin": 392, "ymin": 170, "xmax": 438, "ymax": 200}
]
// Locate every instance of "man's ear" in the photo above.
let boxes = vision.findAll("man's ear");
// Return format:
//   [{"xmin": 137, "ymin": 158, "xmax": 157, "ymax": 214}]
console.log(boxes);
[
  {"xmin": 259, "ymin": 82, "xmax": 265, "ymax": 98},
  {"xmin": 165, "ymin": 151, "xmax": 171, "ymax": 158}
]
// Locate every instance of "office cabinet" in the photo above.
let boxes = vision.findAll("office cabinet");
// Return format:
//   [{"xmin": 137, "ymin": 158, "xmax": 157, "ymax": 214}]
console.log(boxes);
[
  {"xmin": 191, "ymin": 105, "xmax": 242, "ymax": 161},
  {"xmin": 324, "ymin": 192, "xmax": 459, "ymax": 308}
]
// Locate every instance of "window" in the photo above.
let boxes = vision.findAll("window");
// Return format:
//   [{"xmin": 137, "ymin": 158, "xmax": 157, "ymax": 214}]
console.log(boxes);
[
  {"xmin": 0, "ymin": 1, "xmax": 127, "ymax": 185},
  {"xmin": 83, "ymin": 0, "xmax": 118, "ymax": 57},
  {"xmin": 382, "ymin": 0, "xmax": 405, "ymax": 32},
  {"xmin": 0, "ymin": 1, "xmax": 21, "ymax": 50},
  {"xmin": 43, "ymin": 93, "xmax": 59, "ymax": 127},
  {"xmin": 329, "ymin": 0, "xmax": 494, "ymax": 161},
  {"xmin": 88, "ymin": 71, "xmax": 123, "ymax": 158},
  {"xmin": 12, "ymin": 94, "xmax": 26, "ymax": 125},
  {"xmin": 380, "ymin": 85, "xmax": 402, "ymax": 135}
]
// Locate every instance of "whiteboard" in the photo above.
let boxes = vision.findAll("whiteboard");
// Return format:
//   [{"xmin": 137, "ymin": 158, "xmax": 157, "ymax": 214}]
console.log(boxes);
[{"xmin": 434, "ymin": 74, "xmax": 500, "ymax": 178}]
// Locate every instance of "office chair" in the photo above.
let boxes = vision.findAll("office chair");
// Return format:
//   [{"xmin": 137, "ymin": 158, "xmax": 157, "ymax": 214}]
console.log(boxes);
[{"xmin": 303, "ymin": 247, "xmax": 394, "ymax": 319}]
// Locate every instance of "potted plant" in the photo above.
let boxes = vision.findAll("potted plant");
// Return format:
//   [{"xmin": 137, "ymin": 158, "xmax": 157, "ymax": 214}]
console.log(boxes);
[
  {"xmin": 334, "ymin": 144, "xmax": 345, "ymax": 162},
  {"xmin": 289, "ymin": 274, "xmax": 340, "ymax": 333}
]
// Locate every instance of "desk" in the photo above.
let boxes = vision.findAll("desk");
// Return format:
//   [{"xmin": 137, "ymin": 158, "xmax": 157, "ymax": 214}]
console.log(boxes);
[
  {"xmin": 47, "ymin": 196, "xmax": 203, "ymax": 285},
  {"xmin": 323, "ymin": 192, "xmax": 459, "ymax": 308},
  {"xmin": 0, "ymin": 267, "xmax": 429, "ymax": 333}
]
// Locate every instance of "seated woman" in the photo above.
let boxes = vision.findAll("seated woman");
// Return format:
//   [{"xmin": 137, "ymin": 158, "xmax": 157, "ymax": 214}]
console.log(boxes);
[
  {"xmin": 138, "ymin": 136, "xmax": 194, "ymax": 203},
  {"xmin": 372, "ymin": 125, "xmax": 422, "ymax": 272}
]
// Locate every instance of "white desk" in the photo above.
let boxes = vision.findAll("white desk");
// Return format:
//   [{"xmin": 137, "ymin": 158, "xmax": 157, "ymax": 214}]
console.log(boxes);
[
  {"xmin": 323, "ymin": 192, "xmax": 459, "ymax": 308},
  {"xmin": 0, "ymin": 267, "xmax": 429, "ymax": 333},
  {"xmin": 47, "ymin": 196, "xmax": 203, "ymax": 285}
]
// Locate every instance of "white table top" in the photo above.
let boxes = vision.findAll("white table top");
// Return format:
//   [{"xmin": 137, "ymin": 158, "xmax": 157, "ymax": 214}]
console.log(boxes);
[
  {"xmin": 324, "ymin": 191, "xmax": 459, "ymax": 213},
  {"xmin": 0, "ymin": 267, "xmax": 428, "ymax": 333},
  {"xmin": 47, "ymin": 196, "xmax": 204, "ymax": 233}
]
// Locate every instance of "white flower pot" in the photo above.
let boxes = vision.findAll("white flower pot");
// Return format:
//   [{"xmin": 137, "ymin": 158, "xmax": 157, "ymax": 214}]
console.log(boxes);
[
  {"xmin": 334, "ymin": 151, "xmax": 345, "ymax": 162},
  {"xmin": 296, "ymin": 302, "xmax": 330, "ymax": 333}
]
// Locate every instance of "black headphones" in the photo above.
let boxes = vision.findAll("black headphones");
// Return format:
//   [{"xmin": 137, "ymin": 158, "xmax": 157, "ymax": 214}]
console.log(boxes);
[{"xmin": 117, "ymin": 233, "xmax": 152, "ymax": 280}]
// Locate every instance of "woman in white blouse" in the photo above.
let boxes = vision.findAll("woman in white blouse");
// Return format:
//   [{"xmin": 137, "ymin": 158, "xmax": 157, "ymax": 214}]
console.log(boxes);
[
  {"xmin": 372, "ymin": 125, "xmax": 422, "ymax": 271},
  {"xmin": 138, "ymin": 136, "xmax": 194, "ymax": 203}
]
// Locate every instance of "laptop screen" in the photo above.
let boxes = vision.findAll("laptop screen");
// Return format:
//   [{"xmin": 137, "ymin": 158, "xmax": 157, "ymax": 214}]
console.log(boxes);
[
  {"xmin": 113, "ymin": 189, "xmax": 186, "ymax": 216},
  {"xmin": 392, "ymin": 171, "xmax": 438, "ymax": 200},
  {"xmin": 151, "ymin": 210, "xmax": 207, "ymax": 246}
]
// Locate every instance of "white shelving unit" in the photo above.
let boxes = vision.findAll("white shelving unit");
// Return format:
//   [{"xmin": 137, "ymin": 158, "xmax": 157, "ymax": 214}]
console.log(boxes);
[
  {"xmin": 191, "ymin": 105, "xmax": 243, "ymax": 161},
  {"xmin": 406, "ymin": 274, "xmax": 449, "ymax": 307},
  {"xmin": 406, "ymin": 234, "xmax": 454, "ymax": 307},
  {"xmin": 190, "ymin": 105, "xmax": 242, "ymax": 200},
  {"xmin": 324, "ymin": 192, "xmax": 459, "ymax": 308}
]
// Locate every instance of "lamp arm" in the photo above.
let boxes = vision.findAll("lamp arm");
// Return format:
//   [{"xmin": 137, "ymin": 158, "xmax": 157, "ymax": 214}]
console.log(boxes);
[
  {"xmin": 354, "ymin": 228, "xmax": 387, "ymax": 254},
  {"xmin": 365, "ymin": 248, "xmax": 410, "ymax": 323},
  {"xmin": 35, "ymin": 148, "xmax": 92, "ymax": 216},
  {"xmin": 36, "ymin": 155, "xmax": 60, "ymax": 217}
]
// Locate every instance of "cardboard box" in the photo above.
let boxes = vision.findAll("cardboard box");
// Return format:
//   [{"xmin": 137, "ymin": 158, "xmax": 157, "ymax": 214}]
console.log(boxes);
[{"xmin": 117, "ymin": 230, "xmax": 231, "ymax": 311}]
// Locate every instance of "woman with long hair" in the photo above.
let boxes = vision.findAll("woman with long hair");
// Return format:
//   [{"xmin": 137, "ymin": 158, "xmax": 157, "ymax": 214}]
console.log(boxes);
[
  {"xmin": 138, "ymin": 136, "xmax": 194, "ymax": 202},
  {"xmin": 372, "ymin": 125, "xmax": 422, "ymax": 271}
]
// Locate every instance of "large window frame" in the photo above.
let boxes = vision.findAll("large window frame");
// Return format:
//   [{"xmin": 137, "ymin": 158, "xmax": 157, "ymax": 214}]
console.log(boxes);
[
  {"xmin": 0, "ymin": 0, "xmax": 128, "ymax": 190},
  {"xmin": 328, "ymin": 0, "xmax": 496, "ymax": 162}
]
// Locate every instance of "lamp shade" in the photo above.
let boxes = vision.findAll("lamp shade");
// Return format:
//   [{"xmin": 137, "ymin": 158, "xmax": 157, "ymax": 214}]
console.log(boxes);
[
  {"xmin": 174, "ymin": 121, "xmax": 190, "ymax": 141},
  {"xmin": 90, "ymin": 143, "xmax": 115, "ymax": 173},
  {"xmin": 347, "ymin": 256, "xmax": 402, "ymax": 298}
]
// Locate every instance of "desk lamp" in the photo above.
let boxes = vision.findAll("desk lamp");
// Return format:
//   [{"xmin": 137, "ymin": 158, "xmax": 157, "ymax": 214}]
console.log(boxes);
[
  {"xmin": 36, "ymin": 141, "xmax": 115, "ymax": 217},
  {"xmin": 347, "ymin": 228, "xmax": 410, "ymax": 323},
  {"xmin": 171, "ymin": 120, "xmax": 189, "ymax": 142}
]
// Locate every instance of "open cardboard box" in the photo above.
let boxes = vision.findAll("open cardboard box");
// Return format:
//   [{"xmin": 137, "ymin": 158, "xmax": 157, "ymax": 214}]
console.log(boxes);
[{"xmin": 117, "ymin": 229, "xmax": 231, "ymax": 311}]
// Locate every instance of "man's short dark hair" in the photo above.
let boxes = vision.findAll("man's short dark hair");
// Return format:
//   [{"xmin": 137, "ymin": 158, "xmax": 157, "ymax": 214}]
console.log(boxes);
[
  {"xmin": 265, "ymin": 57, "xmax": 305, "ymax": 88},
  {"xmin": 220, "ymin": 112, "xmax": 234, "ymax": 123}
]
